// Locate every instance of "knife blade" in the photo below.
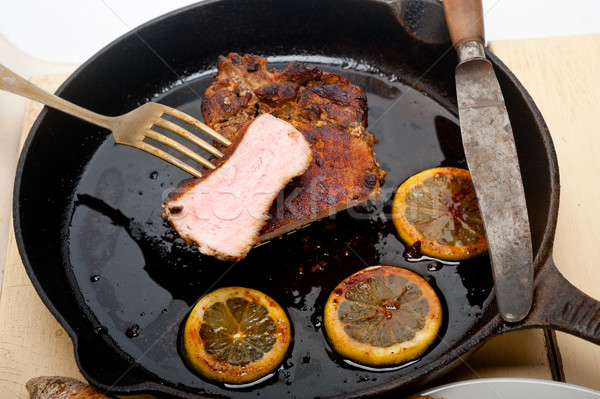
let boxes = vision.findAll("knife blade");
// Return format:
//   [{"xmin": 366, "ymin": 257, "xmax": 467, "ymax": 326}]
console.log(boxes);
[{"xmin": 443, "ymin": 0, "xmax": 533, "ymax": 322}]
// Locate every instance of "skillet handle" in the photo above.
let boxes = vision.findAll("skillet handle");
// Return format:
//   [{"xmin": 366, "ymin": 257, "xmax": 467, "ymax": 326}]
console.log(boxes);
[{"xmin": 519, "ymin": 256, "xmax": 600, "ymax": 344}]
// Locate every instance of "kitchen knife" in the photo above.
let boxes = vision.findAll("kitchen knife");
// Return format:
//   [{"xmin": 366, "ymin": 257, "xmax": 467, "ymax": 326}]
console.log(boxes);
[{"xmin": 442, "ymin": 0, "xmax": 533, "ymax": 322}]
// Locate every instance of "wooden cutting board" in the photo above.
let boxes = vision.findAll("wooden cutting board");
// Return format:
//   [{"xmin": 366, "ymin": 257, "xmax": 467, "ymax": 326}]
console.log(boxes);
[
  {"xmin": 1, "ymin": 34, "xmax": 599, "ymax": 398},
  {"xmin": 489, "ymin": 34, "xmax": 600, "ymax": 389}
]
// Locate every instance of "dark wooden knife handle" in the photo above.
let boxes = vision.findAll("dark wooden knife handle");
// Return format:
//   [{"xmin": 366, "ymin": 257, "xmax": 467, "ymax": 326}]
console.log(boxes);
[{"xmin": 443, "ymin": 0, "xmax": 485, "ymax": 48}]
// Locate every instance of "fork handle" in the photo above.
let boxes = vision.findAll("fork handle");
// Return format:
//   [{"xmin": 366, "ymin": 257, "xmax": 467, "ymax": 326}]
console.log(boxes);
[{"xmin": 1, "ymin": 63, "xmax": 113, "ymax": 130}]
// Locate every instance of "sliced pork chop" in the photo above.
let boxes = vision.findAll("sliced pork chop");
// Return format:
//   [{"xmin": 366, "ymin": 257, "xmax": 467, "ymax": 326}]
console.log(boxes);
[
  {"xmin": 202, "ymin": 53, "xmax": 386, "ymax": 241},
  {"xmin": 163, "ymin": 114, "xmax": 312, "ymax": 260}
]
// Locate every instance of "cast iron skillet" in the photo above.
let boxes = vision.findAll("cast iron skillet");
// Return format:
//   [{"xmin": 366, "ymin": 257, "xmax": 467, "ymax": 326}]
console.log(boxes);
[{"xmin": 13, "ymin": 0, "xmax": 600, "ymax": 397}]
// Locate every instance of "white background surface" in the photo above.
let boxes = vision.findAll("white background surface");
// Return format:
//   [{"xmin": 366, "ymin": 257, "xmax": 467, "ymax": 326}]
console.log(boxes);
[
  {"xmin": 1, "ymin": 0, "xmax": 600, "ymax": 289},
  {"xmin": 2, "ymin": 0, "xmax": 600, "ymax": 65}
]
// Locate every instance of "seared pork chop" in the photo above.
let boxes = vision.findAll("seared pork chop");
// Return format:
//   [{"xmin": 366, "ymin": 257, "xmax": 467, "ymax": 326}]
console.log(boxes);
[
  {"xmin": 163, "ymin": 114, "xmax": 312, "ymax": 260},
  {"xmin": 202, "ymin": 53, "xmax": 385, "ymax": 240}
]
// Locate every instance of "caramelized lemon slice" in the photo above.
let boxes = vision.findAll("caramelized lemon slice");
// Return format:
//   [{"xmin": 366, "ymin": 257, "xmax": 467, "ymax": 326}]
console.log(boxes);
[
  {"xmin": 324, "ymin": 266, "xmax": 442, "ymax": 366},
  {"xmin": 183, "ymin": 287, "xmax": 291, "ymax": 384},
  {"xmin": 392, "ymin": 167, "xmax": 487, "ymax": 261}
]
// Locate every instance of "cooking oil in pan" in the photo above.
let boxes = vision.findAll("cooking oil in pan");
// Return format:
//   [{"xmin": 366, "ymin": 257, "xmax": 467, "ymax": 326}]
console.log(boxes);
[{"xmin": 67, "ymin": 62, "xmax": 495, "ymax": 398}]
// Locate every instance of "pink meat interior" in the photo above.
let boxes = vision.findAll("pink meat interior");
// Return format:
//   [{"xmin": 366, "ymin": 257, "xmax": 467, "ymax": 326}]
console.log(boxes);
[{"xmin": 164, "ymin": 114, "xmax": 312, "ymax": 260}]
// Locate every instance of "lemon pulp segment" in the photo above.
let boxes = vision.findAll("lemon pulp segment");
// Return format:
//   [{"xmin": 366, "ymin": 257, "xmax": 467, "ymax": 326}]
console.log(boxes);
[
  {"xmin": 183, "ymin": 287, "xmax": 291, "ymax": 384},
  {"xmin": 324, "ymin": 266, "xmax": 442, "ymax": 366},
  {"xmin": 392, "ymin": 167, "xmax": 487, "ymax": 260}
]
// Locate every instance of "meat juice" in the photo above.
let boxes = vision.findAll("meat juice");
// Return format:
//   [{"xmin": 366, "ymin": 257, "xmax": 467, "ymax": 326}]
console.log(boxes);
[{"xmin": 67, "ymin": 60, "xmax": 495, "ymax": 398}]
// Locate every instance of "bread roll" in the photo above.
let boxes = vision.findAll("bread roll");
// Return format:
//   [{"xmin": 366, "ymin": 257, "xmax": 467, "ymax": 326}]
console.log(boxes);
[{"xmin": 26, "ymin": 376, "xmax": 112, "ymax": 399}]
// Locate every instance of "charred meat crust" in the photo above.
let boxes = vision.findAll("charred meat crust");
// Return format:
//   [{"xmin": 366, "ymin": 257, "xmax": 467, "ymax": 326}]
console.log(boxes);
[{"xmin": 200, "ymin": 53, "xmax": 385, "ymax": 238}]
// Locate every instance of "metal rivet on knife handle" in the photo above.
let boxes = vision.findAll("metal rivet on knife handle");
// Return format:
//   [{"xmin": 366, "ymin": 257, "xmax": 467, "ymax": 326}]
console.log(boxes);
[{"xmin": 443, "ymin": 0, "xmax": 534, "ymax": 323}]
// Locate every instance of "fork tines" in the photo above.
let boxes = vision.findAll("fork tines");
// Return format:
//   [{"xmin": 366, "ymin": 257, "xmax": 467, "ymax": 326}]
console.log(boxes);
[{"xmin": 143, "ymin": 106, "xmax": 231, "ymax": 178}]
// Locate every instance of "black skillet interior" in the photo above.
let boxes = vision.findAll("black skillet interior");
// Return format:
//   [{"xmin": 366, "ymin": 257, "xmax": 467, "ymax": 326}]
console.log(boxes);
[{"xmin": 14, "ymin": 0, "xmax": 557, "ymax": 398}]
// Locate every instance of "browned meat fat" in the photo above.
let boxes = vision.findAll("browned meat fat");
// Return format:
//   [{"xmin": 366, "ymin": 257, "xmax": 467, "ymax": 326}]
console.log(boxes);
[
  {"xmin": 163, "ymin": 114, "xmax": 312, "ymax": 260},
  {"xmin": 201, "ymin": 53, "xmax": 385, "ymax": 240}
]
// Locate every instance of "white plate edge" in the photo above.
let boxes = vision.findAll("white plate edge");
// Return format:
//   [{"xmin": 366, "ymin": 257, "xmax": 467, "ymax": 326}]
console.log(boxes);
[{"xmin": 420, "ymin": 378, "xmax": 600, "ymax": 397}]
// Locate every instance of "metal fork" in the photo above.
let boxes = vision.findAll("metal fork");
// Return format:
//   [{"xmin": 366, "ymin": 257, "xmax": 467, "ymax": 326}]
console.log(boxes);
[{"xmin": 1, "ymin": 63, "xmax": 231, "ymax": 177}]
